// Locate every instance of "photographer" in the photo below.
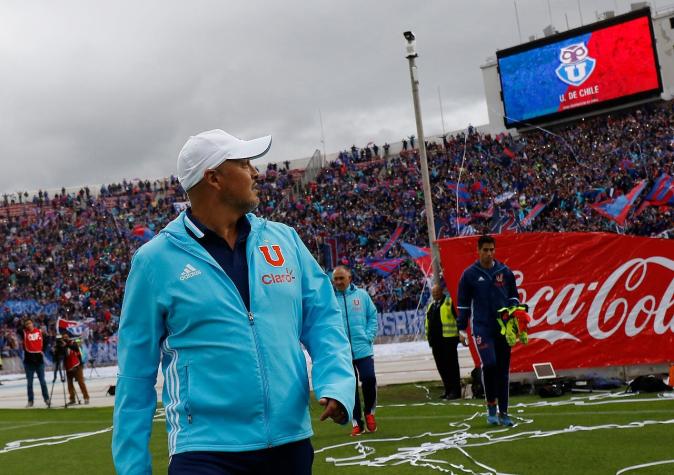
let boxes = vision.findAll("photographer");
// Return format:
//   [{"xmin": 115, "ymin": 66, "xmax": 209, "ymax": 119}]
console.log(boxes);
[{"xmin": 61, "ymin": 334, "xmax": 90, "ymax": 405}]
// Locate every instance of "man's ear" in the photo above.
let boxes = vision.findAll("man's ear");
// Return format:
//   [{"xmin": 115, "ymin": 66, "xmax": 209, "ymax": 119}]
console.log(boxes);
[
  {"xmin": 202, "ymin": 170, "xmax": 219, "ymax": 188},
  {"xmin": 197, "ymin": 169, "xmax": 222, "ymax": 193}
]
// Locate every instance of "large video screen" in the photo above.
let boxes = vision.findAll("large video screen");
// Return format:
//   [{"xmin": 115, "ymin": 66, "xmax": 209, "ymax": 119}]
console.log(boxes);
[{"xmin": 497, "ymin": 9, "xmax": 662, "ymax": 128}]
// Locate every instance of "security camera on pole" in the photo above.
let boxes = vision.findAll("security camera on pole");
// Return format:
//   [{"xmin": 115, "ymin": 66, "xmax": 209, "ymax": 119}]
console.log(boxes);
[{"xmin": 403, "ymin": 31, "xmax": 441, "ymax": 285}]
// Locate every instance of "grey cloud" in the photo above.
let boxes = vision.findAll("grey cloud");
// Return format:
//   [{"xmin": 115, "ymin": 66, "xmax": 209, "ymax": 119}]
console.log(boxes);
[{"xmin": 1, "ymin": 0, "xmax": 634, "ymax": 193}]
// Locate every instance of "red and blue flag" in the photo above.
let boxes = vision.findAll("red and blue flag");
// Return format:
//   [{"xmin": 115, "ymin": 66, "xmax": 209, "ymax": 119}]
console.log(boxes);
[
  {"xmin": 447, "ymin": 182, "xmax": 471, "ymax": 204},
  {"xmin": 644, "ymin": 174, "xmax": 674, "ymax": 206},
  {"xmin": 365, "ymin": 257, "xmax": 405, "ymax": 277},
  {"xmin": 375, "ymin": 224, "xmax": 405, "ymax": 258},
  {"xmin": 520, "ymin": 202, "xmax": 546, "ymax": 228},
  {"xmin": 131, "ymin": 225, "xmax": 155, "ymax": 243},
  {"xmin": 590, "ymin": 180, "xmax": 647, "ymax": 225},
  {"xmin": 401, "ymin": 242, "xmax": 433, "ymax": 277}
]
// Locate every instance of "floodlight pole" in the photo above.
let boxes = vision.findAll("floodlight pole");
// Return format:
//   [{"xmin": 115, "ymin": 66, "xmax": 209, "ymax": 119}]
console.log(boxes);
[
  {"xmin": 404, "ymin": 32, "xmax": 441, "ymax": 286},
  {"xmin": 319, "ymin": 107, "xmax": 327, "ymax": 167}
]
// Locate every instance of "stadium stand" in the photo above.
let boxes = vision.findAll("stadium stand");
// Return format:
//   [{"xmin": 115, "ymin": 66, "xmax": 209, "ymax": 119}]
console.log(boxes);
[{"xmin": 1, "ymin": 100, "xmax": 673, "ymax": 367}]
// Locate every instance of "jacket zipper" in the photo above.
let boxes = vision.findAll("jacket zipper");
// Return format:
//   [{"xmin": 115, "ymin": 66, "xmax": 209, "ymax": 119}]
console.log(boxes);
[
  {"xmin": 248, "ymin": 310, "xmax": 271, "ymax": 446},
  {"xmin": 185, "ymin": 363, "xmax": 192, "ymax": 424},
  {"xmin": 246, "ymin": 232, "xmax": 272, "ymax": 447},
  {"xmin": 475, "ymin": 263, "xmax": 509, "ymax": 320}
]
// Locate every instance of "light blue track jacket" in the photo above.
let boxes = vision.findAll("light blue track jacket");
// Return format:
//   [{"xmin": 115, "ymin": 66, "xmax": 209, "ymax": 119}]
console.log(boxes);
[
  {"xmin": 334, "ymin": 284, "xmax": 378, "ymax": 360},
  {"xmin": 112, "ymin": 212, "xmax": 355, "ymax": 475}
]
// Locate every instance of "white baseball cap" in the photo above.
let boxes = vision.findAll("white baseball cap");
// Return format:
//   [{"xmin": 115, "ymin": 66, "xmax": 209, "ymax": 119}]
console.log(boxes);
[{"xmin": 177, "ymin": 129, "xmax": 272, "ymax": 191}]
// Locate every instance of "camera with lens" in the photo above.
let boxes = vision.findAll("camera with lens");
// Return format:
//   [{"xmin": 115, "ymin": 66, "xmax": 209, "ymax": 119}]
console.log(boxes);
[{"xmin": 53, "ymin": 337, "xmax": 68, "ymax": 362}]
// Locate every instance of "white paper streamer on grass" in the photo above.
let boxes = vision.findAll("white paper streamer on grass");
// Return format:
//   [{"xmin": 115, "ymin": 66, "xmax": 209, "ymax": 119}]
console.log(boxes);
[
  {"xmin": 320, "ymin": 412, "xmax": 530, "ymax": 474},
  {"xmin": 321, "ymin": 417, "xmax": 674, "ymax": 473},
  {"xmin": 319, "ymin": 395, "xmax": 674, "ymax": 474},
  {"xmin": 0, "ymin": 408, "xmax": 167, "ymax": 454},
  {"xmin": 375, "ymin": 391, "xmax": 667, "ymax": 410},
  {"xmin": 0, "ymin": 427, "xmax": 113, "ymax": 454},
  {"xmin": 415, "ymin": 384, "xmax": 432, "ymax": 400},
  {"xmin": 615, "ymin": 459, "xmax": 674, "ymax": 474}
]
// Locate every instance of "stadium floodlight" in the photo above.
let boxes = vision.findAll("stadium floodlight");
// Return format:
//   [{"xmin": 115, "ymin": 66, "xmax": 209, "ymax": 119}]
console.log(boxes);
[
  {"xmin": 403, "ymin": 32, "xmax": 441, "ymax": 285},
  {"xmin": 403, "ymin": 31, "xmax": 417, "ymax": 58}
]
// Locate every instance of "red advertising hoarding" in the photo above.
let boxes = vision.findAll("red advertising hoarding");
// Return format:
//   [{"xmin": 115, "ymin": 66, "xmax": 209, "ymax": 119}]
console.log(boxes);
[{"xmin": 438, "ymin": 233, "xmax": 674, "ymax": 373}]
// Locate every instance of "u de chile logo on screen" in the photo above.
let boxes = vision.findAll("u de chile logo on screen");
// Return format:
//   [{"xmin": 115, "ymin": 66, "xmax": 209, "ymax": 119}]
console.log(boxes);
[{"xmin": 555, "ymin": 42, "xmax": 599, "ymax": 103}]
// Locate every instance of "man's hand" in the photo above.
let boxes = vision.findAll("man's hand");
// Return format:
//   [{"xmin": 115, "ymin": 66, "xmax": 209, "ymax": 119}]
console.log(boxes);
[
  {"xmin": 319, "ymin": 398, "xmax": 347, "ymax": 424},
  {"xmin": 459, "ymin": 331, "xmax": 468, "ymax": 346}
]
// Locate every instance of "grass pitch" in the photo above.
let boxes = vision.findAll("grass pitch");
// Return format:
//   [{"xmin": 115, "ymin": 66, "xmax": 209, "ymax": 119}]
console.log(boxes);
[{"xmin": 1, "ymin": 383, "xmax": 673, "ymax": 474}]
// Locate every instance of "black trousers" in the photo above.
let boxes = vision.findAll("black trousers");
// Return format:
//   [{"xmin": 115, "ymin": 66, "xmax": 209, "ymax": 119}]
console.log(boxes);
[
  {"xmin": 430, "ymin": 337, "xmax": 461, "ymax": 397},
  {"xmin": 474, "ymin": 332, "xmax": 511, "ymax": 414},
  {"xmin": 352, "ymin": 356, "xmax": 377, "ymax": 425},
  {"xmin": 168, "ymin": 438, "xmax": 313, "ymax": 475}
]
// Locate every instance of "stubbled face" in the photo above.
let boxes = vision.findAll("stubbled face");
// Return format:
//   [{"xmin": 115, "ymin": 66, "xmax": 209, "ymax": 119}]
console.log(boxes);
[
  {"xmin": 332, "ymin": 268, "xmax": 352, "ymax": 292},
  {"xmin": 210, "ymin": 159, "xmax": 260, "ymax": 213},
  {"xmin": 431, "ymin": 285, "xmax": 443, "ymax": 301},
  {"xmin": 478, "ymin": 243, "xmax": 495, "ymax": 268}
]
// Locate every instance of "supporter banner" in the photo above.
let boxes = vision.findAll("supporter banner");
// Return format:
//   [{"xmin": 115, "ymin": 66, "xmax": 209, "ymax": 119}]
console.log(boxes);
[
  {"xmin": 86, "ymin": 340, "xmax": 118, "ymax": 365},
  {"xmin": 0, "ymin": 300, "xmax": 58, "ymax": 317},
  {"xmin": 438, "ymin": 232, "xmax": 674, "ymax": 372},
  {"xmin": 355, "ymin": 158, "xmax": 384, "ymax": 170},
  {"xmin": 377, "ymin": 309, "xmax": 425, "ymax": 337}
]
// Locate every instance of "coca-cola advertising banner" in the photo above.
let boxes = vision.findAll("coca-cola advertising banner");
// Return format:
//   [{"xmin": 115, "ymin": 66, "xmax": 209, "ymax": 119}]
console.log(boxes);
[{"xmin": 438, "ymin": 233, "xmax": 674, "ymax": 373}]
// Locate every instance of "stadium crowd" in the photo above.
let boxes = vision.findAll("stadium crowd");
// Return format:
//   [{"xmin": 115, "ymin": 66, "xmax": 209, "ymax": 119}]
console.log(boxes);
[{"xmin": 1, "ymin": 100, "xmax": 673, "ymax": 360}]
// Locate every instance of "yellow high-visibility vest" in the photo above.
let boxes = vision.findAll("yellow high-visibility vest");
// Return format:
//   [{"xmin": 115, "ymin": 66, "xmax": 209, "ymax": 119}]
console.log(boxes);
[{"xmin": 425, "ymin": 296, "xmax": 459, "ymax": 338}]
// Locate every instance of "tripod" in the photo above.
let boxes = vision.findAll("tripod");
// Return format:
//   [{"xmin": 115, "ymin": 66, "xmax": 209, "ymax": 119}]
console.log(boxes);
[
  {"xmin": 49, "ymin": 356, "xmax": 80, "ymax": 408},
  {"xmin": 88, "ymin": 352, "xmax": 100, "ymax": 379}
]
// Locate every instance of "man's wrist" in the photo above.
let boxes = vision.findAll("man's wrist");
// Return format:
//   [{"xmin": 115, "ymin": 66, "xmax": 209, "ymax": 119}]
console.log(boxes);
[
  {"xmin": 337, "ymin": 402, "xmax": 348, "ymax": 423},
  {"xmin": 329, "ymin": 399, "xmax": 349, "ymax": 424}
]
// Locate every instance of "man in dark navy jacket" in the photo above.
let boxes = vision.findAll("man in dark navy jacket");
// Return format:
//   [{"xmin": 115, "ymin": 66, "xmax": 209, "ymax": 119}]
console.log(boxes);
[{"xmin": 457, "ymin": 235, "xmax": 519, "ymax": 427}]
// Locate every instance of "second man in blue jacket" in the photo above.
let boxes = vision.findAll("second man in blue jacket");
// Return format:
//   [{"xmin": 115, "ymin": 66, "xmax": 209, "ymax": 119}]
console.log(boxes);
[{"xmin": 332, "ymin": 266, "xmax": 379, "ymax": 436}]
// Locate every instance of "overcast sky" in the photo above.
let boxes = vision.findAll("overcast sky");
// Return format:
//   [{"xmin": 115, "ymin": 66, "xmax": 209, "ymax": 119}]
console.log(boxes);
[{"xmin": 1, "ymin": 0, "xmax": 666, "ymax": 194}]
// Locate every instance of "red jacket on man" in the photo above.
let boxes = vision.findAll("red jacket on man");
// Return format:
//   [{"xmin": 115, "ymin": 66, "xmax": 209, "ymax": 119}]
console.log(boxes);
[
  {"xmin": 22, "ymin": 328, "xmax": 45, "ymax": 365},
  {"xmin": 23, "ymin": 328, "xmax": 44, "ymax": 354},
  {"xmin": 65, "ymin": 343, "xmax": 82, "ymax": 372}
]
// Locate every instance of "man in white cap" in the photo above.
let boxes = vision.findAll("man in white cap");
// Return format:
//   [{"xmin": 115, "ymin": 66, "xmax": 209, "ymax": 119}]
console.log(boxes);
[{"xmin": 112, "ymin": 130, "xmax": 355, "ymax": 475}]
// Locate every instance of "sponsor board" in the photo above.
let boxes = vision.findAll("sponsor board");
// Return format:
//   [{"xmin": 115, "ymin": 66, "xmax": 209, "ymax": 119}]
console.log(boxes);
[{"xmin": 439, "ymin": 232, "xmax": 674, "ymax": 372}]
